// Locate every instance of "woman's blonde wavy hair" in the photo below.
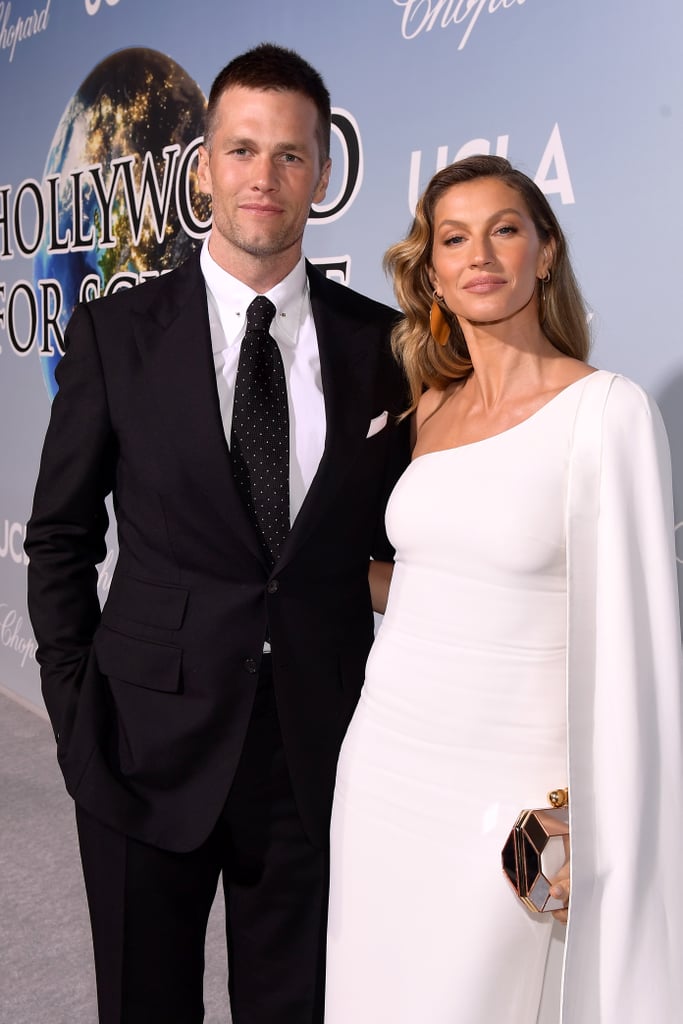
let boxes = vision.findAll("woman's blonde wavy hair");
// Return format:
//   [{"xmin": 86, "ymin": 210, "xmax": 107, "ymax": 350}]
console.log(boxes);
[{"xmin": 384, "ymin": 155, "xmax": 591, "ymax": 413}]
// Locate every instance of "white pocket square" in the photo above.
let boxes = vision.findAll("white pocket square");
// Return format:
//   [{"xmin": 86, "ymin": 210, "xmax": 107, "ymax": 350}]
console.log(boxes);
[{"xmin": 366, "ymin": 411, "xmax": 388, "ymax": 438}]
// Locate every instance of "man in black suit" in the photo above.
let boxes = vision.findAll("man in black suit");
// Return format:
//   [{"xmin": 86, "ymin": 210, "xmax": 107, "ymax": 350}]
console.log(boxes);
[{"xmin": 25, "ymin": 42, "xmax": 408, "ymax": 1024}]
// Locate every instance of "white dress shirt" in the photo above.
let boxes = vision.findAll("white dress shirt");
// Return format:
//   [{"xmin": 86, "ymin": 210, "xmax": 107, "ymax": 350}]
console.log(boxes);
[{"xmin": 200, "ymin": 240, "xmax": 326, "ymax": 526}]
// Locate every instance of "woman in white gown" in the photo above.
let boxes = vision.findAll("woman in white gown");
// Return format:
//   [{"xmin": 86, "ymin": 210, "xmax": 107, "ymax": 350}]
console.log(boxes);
[{"xmin": 324, "ymin": 156, "xmax": 683, "ymax": 1023}]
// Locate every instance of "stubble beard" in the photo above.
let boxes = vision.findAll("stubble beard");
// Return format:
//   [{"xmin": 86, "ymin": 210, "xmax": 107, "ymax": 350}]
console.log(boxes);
[
  {"xmin": 233, "ymin": 230, "xmax": 304, "ymax": 260},
  {"xmin": 214, "ymin": 207, "xmax": 307, "ymax": 263}
]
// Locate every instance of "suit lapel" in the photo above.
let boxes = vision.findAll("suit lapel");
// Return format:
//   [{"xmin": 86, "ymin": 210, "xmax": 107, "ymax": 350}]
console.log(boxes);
[
  {"xmin": 278, "ymin": 265, "xmax": 378, "ymax": 566},
  {"xmin": 130, "ymin": 254, "xmax": 265, "ymax": 562}
]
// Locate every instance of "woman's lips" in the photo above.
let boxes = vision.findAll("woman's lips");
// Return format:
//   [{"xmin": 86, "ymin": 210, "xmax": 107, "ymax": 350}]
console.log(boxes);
[{"xmin": 464, "ymin": 276, "xmax": 506, "ymax": 293}]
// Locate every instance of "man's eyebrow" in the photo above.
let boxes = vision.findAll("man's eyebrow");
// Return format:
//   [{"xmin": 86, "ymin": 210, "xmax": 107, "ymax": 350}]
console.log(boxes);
[{"xmin": 220, "ymin": 136, "xmax": 311, "ymax": 153}]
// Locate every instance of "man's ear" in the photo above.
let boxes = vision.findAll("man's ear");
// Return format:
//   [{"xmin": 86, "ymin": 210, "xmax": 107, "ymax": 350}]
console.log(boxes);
[
  {"xmin": 197, "ymin": 145, "xmax": 212, "ymax": 197},
  {"xmin": 313, "ymin": 157, "xmax": 332, "ymax": 205}
]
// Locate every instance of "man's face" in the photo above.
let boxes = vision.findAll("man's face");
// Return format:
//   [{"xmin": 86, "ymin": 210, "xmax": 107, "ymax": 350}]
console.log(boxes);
[{"xmin": 198, "ymin": 85, "xmax": 331, "ymax": 278}]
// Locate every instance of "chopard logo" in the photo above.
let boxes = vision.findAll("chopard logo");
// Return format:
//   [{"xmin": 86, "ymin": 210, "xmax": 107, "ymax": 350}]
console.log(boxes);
[
  {"xmin": 393, "ymin": 0, "xmax": 527, "ymax": 48},
  {"xmin": 0, "ymin": 0, "xmax": 51, "ymax": 63},
  {"xmin": 0, "ymin": 602, "xmax": 37, "ymax": 668}
]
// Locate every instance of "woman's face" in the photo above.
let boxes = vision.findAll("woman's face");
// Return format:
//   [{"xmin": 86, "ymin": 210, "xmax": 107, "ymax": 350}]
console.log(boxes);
[{"xmin": 429, "ymin": 177, "xmax": 552, "ymax": 331}]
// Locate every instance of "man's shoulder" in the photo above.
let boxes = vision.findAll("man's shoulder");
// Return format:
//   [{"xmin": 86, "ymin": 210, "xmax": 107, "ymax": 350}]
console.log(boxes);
[
  {"xmin": 85, "ymin": 250, "xmax": 203, "ymax": 319},
  {"xmin": 306, "ymin": 261, "xmax": 400, "ymax": 328}
]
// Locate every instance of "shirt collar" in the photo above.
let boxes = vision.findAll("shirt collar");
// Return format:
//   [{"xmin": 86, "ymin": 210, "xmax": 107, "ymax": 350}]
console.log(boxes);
[{"xmin": 200, "ymin": 239, "xmax": 309, "ymax": 352}]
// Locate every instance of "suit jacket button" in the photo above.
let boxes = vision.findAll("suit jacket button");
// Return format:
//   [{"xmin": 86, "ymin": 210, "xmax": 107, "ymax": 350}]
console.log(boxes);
[
  {"xmin": 244, "ymin": 658, "xmax": 258, "ymax": 674},
  {"xmin": 267, "ymin": 579, "xmax": 279, "ymax": 594}
]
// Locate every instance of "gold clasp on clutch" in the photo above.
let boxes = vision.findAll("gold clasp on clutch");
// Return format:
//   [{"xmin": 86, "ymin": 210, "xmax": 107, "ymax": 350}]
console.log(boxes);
[{"xmin": 547, "ymin": 788, "xmax": 568, "ymax": 808}]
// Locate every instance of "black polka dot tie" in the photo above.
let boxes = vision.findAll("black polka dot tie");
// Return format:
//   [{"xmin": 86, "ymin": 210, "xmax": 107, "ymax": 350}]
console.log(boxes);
[{"xmin": 231, "ymin": 295, "xmax": 290, "ymax": 566}]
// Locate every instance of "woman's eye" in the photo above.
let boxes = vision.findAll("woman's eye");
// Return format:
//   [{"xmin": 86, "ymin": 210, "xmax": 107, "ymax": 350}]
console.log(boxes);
[
  {"xmin": 496, "ymin": 225, "xmax": 517, "ymax": 236},
  {"xmin": 444, "ymin": 234, "xmax": 465, "ymax": 246}
]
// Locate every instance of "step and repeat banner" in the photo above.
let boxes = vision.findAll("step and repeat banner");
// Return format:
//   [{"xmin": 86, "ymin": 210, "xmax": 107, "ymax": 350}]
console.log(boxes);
[{"xmin": 1, "ymin": 0, "xmax": 682, "ymax": 711}]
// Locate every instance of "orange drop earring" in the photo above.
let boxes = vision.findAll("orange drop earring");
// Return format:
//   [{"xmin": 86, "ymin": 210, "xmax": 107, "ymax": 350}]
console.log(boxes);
[{"xmin": 430, "ymin": 292, "xmax": 451, "ymax": 347}]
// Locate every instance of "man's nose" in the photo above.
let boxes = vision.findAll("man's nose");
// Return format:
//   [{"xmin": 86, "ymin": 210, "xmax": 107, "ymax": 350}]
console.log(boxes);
[{"xmin": 252, "ymin": 157, "xmax": 279, "ymax": 191}]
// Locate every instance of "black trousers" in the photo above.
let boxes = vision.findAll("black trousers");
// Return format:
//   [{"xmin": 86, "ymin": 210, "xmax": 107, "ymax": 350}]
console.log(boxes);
[{"xmin": 76, "ymin": 660, "xmax": 329, "ymax": 1024}]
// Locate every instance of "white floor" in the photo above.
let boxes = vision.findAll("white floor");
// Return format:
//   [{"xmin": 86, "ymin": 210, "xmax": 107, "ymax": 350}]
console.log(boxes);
[{"xmin": 0, "ymin": 689, "xmax": 231, "ymax": 1024}]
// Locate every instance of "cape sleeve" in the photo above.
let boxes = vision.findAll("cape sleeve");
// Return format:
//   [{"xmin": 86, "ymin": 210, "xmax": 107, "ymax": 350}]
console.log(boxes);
[{"xmin": 562, "ymin": 373, "xmax": 683, "ymax": 1022}]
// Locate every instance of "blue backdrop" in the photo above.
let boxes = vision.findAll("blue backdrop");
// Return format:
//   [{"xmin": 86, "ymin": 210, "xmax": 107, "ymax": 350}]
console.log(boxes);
[{"xmin": 1, "ymin": 0, "xmax": 682, "ymax": 713}]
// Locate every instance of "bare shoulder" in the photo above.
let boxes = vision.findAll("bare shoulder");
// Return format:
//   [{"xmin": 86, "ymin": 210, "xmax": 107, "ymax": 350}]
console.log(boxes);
[{"xmin": 416, "ymin": 382, "xmax": 458, "ymax": 433}]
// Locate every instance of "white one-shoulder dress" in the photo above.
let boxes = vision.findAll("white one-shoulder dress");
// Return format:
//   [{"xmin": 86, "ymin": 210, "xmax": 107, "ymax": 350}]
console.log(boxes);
[{"xmin": 324, "ymin": 379, "xmax": 592, "ymax": 1023}]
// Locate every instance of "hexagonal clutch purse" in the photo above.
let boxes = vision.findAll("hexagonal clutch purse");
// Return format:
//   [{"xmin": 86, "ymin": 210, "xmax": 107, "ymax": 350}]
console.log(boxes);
[{"xmin": 501, "ymin": 788, "xmax": 569, "ymax": 913}]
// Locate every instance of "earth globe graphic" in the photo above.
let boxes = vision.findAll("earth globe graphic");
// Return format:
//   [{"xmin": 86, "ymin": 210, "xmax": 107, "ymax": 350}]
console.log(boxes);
[{"xmin": 33, "ymin": 47, "xmax": 211, "ymax": 400}]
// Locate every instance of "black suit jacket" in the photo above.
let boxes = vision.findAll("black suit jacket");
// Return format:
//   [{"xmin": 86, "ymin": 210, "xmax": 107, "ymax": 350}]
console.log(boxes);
[{"xmin": 25, "ymin": 253, "xmax": 409, "ymax": 851}]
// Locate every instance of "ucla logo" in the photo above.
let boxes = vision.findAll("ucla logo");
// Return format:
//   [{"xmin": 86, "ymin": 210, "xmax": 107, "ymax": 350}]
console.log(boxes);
[{"xmin": 0, "ymin": 520, "xmax": 28, "ymax": 566}]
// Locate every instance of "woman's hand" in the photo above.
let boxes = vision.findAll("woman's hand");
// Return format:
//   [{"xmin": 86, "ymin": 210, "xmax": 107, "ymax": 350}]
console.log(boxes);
[{"xmin": 549, "ymin": 858, "xmax": 570, "ymax": 923}]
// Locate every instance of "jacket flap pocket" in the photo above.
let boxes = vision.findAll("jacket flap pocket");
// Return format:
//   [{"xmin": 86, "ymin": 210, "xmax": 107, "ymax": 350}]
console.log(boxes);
[
  {"xmin": 103, "ymin": 575, "xmax": 188, "ymax": 630},
  {"xmin": 94, "ymin": 627, "xmax": 182, "ymax": 692}
]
